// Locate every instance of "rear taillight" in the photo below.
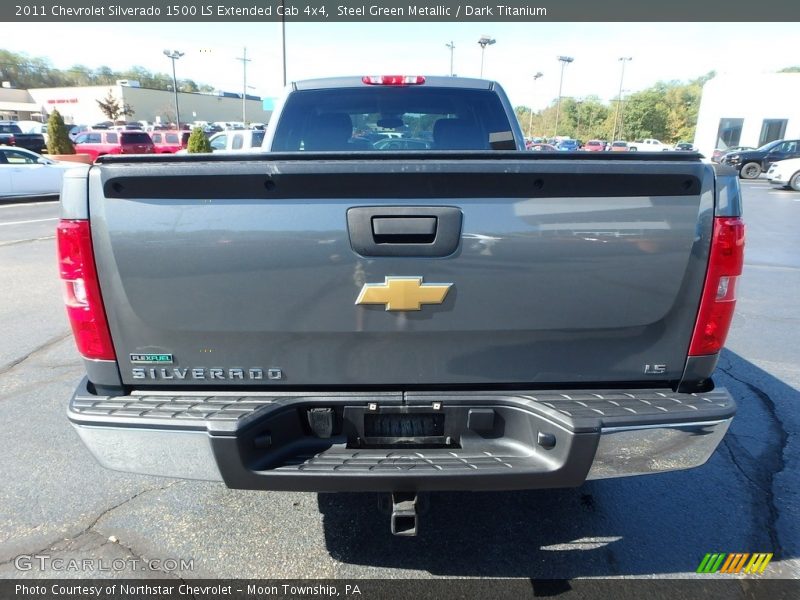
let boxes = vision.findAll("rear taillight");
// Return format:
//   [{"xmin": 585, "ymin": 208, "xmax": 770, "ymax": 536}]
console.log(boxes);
[
  {"xmin": 7, "ymin": 134, "xmax": 15, "ymax": 145},
  {"xmin": 57, "ymin": 220, "xmax": 116, "ymax": 360},
  {"xmin": 362, "ymin": 75, "xmax": 426, "ymax": 85},
  {"xmin": 688, "ymin": 217, "xmax": 745, "ymax": 356}
]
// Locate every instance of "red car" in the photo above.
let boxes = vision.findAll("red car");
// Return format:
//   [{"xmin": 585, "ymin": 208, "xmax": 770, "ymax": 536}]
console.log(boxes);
[
  {"xmin": 150, "ymin": 130, "xmax": 191, "ymax": 153},
  {"xmin": 73, "ymin": 130, "xmax": 155, "ymax": 160},
  {"xmin": 583, "ymin": 139, "xmax": 606, "ymax": 152}
]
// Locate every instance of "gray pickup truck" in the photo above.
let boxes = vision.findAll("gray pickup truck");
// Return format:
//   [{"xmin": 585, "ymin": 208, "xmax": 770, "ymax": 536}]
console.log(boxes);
[
  {"xmin": 0, "ymin": 121, "xmax": 46, "ymax": 153},
  {"xmin": 60, "ymin": 76, "xmax": 744, "ymax": 535}
]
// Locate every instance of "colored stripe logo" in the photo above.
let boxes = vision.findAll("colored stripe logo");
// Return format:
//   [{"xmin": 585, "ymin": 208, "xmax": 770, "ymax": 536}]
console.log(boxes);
[{"xmin": 697, "ymin": 553, "xmax": 773, "ymax": 574}]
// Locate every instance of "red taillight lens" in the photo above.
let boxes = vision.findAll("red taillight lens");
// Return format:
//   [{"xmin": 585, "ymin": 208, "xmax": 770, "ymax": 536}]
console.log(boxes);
[
  {"xmin": 688, "ymin": 217, "xmax": 745, "ymax": 356},
  {"xmin": 57, "ymin": 220, "xmax": 116, "ymax": 360},
  {"xmin": 8, "ymin": 134, "xmax": 15, "ymax": 145},
  {"xmin": 362, "ymin": 75, "xmax": 426, "ymax": 86}
]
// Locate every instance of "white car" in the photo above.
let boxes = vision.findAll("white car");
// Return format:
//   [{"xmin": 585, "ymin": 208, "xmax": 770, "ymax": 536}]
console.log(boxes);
[
  {"xmin": 766, "ymin": 157, "xmax": 800, "ymax": 191},
  {"xmin": 627, "ymin": 139, "xmax": 670, "ymax": 152},
  {"xmin": 0, "ymin": 146, "xmax": 88, "ymax": 200}
]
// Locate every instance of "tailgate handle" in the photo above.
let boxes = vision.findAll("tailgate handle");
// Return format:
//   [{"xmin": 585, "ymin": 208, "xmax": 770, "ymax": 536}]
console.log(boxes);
[
  {"xmin": 372, "ymin": 217, "xmax": 437, "ymax": 244},
  {"xmin": 347, "ymin": 206, "xmax": 462, "ymax": 257}
]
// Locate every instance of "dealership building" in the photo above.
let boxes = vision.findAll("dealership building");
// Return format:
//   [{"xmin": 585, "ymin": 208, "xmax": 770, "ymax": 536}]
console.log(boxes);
[
  {"xmin": 0, "ymin": 82, "xmax": 271, "ymax": 126},
  {"xmin": 693, "ymin": 73, "xmax": 800, "ymax": 157}
]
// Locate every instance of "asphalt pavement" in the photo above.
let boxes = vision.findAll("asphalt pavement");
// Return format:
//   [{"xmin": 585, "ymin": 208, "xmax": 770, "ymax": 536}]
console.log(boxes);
[{"xmin": 0, "ymin": 182, "xmax": 797, "ymax": 580}]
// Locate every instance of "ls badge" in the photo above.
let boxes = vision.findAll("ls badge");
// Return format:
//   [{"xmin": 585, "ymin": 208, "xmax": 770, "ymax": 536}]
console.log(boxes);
[{"xmin": 356, "ymin": 277, "xmax": 452, "ymax": 311}]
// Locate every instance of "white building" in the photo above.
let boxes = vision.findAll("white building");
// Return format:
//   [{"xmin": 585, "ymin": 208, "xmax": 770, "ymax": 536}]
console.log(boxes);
[
  {"xmin": 693, "ymin": 73, "xmax": 800, "ymax": 157},
  {"xmin": 24, "ymin": 83, "xmax": 270, "ymax": 127}
]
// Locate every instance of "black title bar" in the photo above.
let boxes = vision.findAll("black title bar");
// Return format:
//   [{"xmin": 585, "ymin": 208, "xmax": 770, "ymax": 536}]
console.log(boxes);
[{"xmin": 3, "ymin": 0, "xmax": 800, "ymax": 22}]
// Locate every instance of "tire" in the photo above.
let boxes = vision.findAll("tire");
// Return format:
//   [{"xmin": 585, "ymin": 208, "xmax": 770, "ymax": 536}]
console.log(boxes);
[
  {"xmin": 790, "ymin": 171, "xmax": 800, "ymax": 192},
  {"xmin": 740, "ymin": 162, "xmax": 762, "ymax": 179},
  {"xmin": 628, "ymin": 146, "xmax": 638, "ymax": 152}
]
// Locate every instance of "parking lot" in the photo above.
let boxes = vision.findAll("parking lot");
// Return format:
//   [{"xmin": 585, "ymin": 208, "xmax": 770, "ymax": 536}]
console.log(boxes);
[{"xmin": 0, "ymin": 179, "xmax": 798, "ymax": 580}]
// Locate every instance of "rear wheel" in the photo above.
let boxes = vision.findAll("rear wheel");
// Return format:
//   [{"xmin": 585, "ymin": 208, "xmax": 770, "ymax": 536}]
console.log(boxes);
[
  {"xmin": 790, "ymin": 172, "xmax": 800, "ymax": 192},
  {"xmin": 740, "ymin": 162, "xmax": 762, "ymax": 179}
]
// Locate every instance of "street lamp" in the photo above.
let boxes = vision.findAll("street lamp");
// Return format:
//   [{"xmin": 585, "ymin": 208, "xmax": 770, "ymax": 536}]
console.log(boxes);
[
  {"xmin": 553, "ymin": 55, "xmax": 574, "ymax": 137},
  {"xmin": 236, "ymin": 47, "xmax": 252, "ymax": 125},
  {"xmin": 527, "ymin": 72, "xmax": 543, "ymax": 138},
  {"xmin": 163, "ymin": 49, "xmax": 184, "ymax": 128},
  {"xmin": 618, "ymin": 88, "xmax": 631, "ymax": 141},
  {"xmin": 446, "ymin": 41, "xmax": 455, "ymax": 77},
  {"xmin": 280, "ymin": 0, "xmax": 287, "ymax": 86},
  {"xmin": 477, "ymin": 35, "xmax": 496, "ymax": 78},
  {"xmin": 612, "ymin": 57, "xmax": 632, "ymax": 141}
]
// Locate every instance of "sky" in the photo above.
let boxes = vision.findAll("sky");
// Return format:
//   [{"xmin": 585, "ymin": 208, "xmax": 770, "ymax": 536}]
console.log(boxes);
[{"xmin": 1, "ymin": 22, "xmax": 798, "ymax": 110}]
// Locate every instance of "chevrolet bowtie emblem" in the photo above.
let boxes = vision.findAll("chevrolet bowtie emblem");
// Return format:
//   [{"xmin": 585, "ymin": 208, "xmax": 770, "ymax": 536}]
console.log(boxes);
[{"xmin": 355, "ymin": 277, "xmax": 452, "ymax": 311}]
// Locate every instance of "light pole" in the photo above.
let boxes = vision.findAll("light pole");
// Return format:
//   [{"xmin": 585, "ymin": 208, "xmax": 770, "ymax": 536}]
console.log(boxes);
[
  {"xmin": 527, "ymin": 72, "xmax": 543, "ymax": 138},
  {"xmin": 618, "ymin": 89, "xmax": 630, "ymax": 141},
  {"xmin": 446, "ymin": 41, "xmax": 455, "ymax": 77},
  {"xmin": 477, "ymin": 35, "xmax": 495, "ymax": 78},
  {"xmin": 280, "ymin": 0, "xmax": 287, "ymax": 86},
  {"xmin": 575, "ymin": 98, "xmax": 584, "ymax": 140},
  {"xmin": 163, "ymin": 49, "xmax": 184, "ymax": 128},
  {"xmin": 236, "ymin": 46, "xmax": 252, "ymax": 125},
  {"xmin": 553, "ymin": 55, "xmax": 573, "ymax": 138},
  {"xmin": 612, "ymin": 57, "xmax": 632, "ymax": 141}
]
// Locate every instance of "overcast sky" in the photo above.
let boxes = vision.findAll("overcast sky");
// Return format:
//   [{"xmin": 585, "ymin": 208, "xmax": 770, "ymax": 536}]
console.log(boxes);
[{"xmin": 2, "ymin": 22, "xmax": 797, "ymax": 109}]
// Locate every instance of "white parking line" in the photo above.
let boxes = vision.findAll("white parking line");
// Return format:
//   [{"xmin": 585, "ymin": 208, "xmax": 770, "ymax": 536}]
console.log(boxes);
[
  {"xmin": 0, "ymin": 217, "xmax": 59, "ymax": 226},
  {"xmin": 0, "ymin": 200, "xmax": 59, "ymax": 209},
  {"xmin": 0, "ymin": 235, "xmax": 56, "ymax": 247}
]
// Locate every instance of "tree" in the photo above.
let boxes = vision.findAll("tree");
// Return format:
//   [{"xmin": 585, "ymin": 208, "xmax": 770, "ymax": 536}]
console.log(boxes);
[
  {"xmin": 95, "ymin": 89, "xmax": 135, "ymax": 121},
  {"xmin": 0, "ymin": 49, "xmax": 215, "ymax": 92},
  {"xmin": 46, "ymin": 109, "xmax": 75, "ymax": 155},
  {"xmin": 187, "ymin": 127, "xmax": 212, "ymax": 153},
  {"xmin": 778, "ymin": 66, "xmax": 800, "ymax": 73}
]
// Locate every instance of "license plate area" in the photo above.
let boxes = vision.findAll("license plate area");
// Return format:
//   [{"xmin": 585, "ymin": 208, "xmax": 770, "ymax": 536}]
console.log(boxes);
[{"xmin": 346, "ymin": 406, "xmax": 453, "ymax": 448}]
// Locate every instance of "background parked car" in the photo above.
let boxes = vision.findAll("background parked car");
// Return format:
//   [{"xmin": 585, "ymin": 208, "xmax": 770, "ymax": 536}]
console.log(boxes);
[
  {"xmin": 673, "ymin": 142, "xmax": 695, "ymax": 151},
  {"xmin": 528, "ymin": 143, "xmax": 557, "ymax": 152},
  {"xmin": 711, "ymin": 146, "xmax": 754, "ymax": 163},
  {"xmin": 150, "ymin": 130, "xmax": 191, "ymax": 153},
  {"xmin": 556, "ymin": 139, "xmax": 581, "ymax": 151},
  {"xmin": 73, "ymin": 130, "xmax": 155, "ymax": 160},
  {"xmin": 0, "ymin": 122, "xmax": 47, "ymax": 153},
  {"xmin": 627, "ymin": 138, "xmax": 670, "ymax": 152},
  {"xmin": 610, "ymin": 141, "xmax": 629, "ymax": 152},
  {"xmin": 68, "ymin": 125, "xmax": 90, "ymax": 141},
  {"xmin": 721, "ymin": 139, "xmax": 800, "ymax": 179},
  {"xmin": 583, "ymin": 140, "xmax": 606, "ymax": 152},
  {"xmin": 0, "ymin": 146, "xmax": 88, "ymax": 199},
  {"xmin": 766, "ymin": 157, "xmax": 800, "ymax": 191}
]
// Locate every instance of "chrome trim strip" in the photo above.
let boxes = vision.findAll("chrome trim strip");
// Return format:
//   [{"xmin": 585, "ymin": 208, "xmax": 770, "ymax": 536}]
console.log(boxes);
[
  {"xmin": 600, "ymin": 419, "xmax": 729, "ymax": 434},
  {"xmin": 586, "ymin": 417, "xmax": 732, "ymax": 480},
  {"xmin": 72, "ymin": 424, "xmax": 223, "ymax": 482}
]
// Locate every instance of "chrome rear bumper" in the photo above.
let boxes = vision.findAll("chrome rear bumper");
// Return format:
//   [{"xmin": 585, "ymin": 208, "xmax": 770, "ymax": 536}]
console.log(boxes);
[{"xmin": 69, "ymin": 379, "xmax": 735, "ymax": 491}]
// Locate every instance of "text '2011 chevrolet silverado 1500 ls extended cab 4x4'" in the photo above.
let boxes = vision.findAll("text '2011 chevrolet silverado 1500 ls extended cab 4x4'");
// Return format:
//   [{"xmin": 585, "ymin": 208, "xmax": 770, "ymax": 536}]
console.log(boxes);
[{"xmin": 60, "ymin": 76, "xmax": 744, "ymax": 535}]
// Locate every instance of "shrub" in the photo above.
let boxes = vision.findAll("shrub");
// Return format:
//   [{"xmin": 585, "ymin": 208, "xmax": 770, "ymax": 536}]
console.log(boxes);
[
  {"xmin": 46, "ymin": 109, "xmax": 75, "ymax": 155},
  {"xmin": 187, "ymin": 127, "xmax": 212, "ymax": 153}
]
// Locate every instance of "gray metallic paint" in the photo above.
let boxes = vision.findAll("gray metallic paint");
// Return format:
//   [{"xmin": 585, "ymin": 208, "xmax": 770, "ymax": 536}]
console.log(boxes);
[
  {"xmin": 60, "ymin": 168, "xmax": 89, "ymax": 220},
  {"xmin": 87, "ymin": 159, "xmax": 715, "ymax": 388}
]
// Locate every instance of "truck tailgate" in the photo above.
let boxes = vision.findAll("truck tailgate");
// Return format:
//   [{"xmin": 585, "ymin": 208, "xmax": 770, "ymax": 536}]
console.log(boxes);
[{"xmin": 88, "ymin": 155, "xmax": 713, "ymax": 388}]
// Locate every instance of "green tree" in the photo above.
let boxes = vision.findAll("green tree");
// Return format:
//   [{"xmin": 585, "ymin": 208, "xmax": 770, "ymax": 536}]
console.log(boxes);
[
  {"xmin": 46, "ymin": 109, "xmax": 75, "ymax": 155},
  {"xmin": 0, "ymin": 49, "xmax": 215, "ymax": 92},
  {"xmin": 95, "ymin": 89, "xmax": 135, "ymax": 121},
  {"xmin": 187, "ymin": 127, "xmax": 212, "ymax": 153},
  {"xmin": 778, "ymin": 66, "xmax": 800, "ymax": 73}
]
